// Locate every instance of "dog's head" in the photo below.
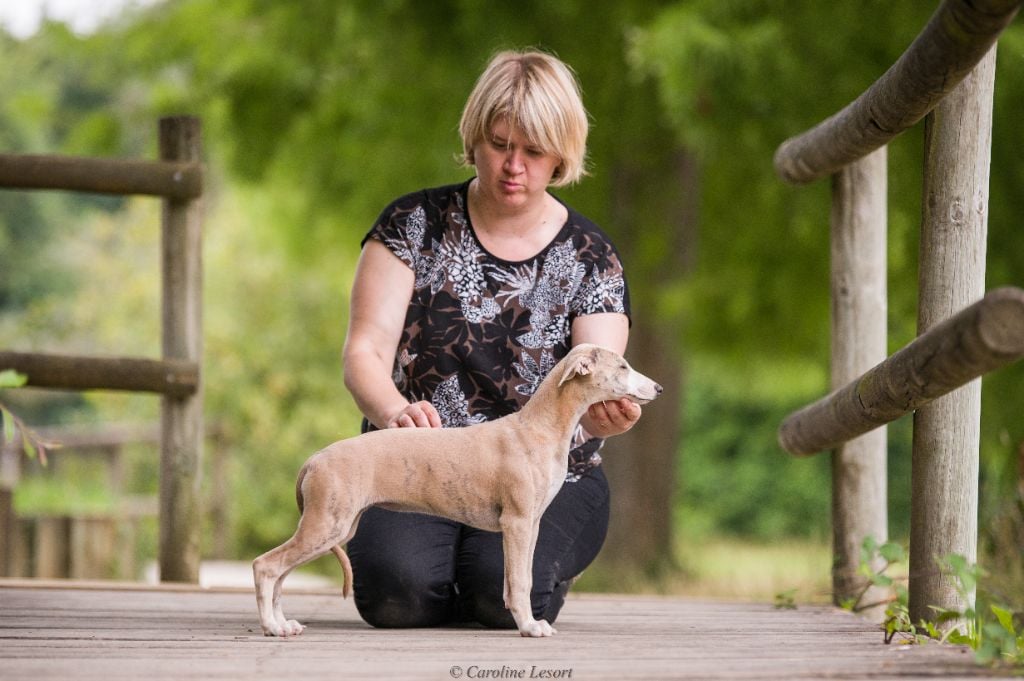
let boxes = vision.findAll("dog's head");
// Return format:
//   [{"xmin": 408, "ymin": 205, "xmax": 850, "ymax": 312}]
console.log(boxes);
[{"xmin": 557, "ymin": 344, "xmax": 662, "ymax": 404}]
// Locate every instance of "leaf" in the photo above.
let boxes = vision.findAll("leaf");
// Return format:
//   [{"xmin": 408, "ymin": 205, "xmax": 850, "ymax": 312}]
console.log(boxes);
[
  {"xmin": 1, "ymin": 407, "xmax": 12, "ymax": 445},
  {"xmin": 946, "ymin": 630, "xmax": 972, "ymax": 646},
  {"xmin": 992, "ymin": 605, "xmax": 1017, "ymax": 636},
  {"xmin": 860, "ymin": 535, "xmax": 879, "ymax": 564},
  {"xmin": 869, "ymin": 572, "xmax": 894, "ymax": 588},
  {"xmin": 929, "ymin": 605, "xmax": 964, "ymax": 623},
  {"xmin": 878, "ymin": 542, "xmax": 905, "ymax": 564},
  {"xmin": 0, "ymin": 369, "xmax": 28, "ymax": 388},
  {"xmin": 774, "ymin": 588, "xmax": 798, "ymax": 610},
  {"xmin": 22, "ymin": 436, "xmax": 38, "ymax": 461}
]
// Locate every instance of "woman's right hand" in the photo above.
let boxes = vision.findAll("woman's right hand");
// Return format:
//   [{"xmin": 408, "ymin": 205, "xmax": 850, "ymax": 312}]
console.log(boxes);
[{"xmin": 387, "ymin": 400, "xmax": 443, "ymax": 429}]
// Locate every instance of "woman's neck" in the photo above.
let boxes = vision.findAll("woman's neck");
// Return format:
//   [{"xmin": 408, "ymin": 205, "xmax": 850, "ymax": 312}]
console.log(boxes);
[{"xmin": 467, "ymin": 179, "xmax": 567, "ymax": 261}]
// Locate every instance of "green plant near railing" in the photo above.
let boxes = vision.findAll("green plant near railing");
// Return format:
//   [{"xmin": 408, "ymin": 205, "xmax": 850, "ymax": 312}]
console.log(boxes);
[
  {"xmin": 854, "ymin": 537, "xmax": 1023, "ymax": 668},
  {"xmin": 0, "ymin": 369, "xmax": 56, "ymax": 465}
]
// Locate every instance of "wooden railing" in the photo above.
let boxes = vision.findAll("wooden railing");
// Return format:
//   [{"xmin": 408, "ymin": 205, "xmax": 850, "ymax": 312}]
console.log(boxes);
[
  {"xmin": 0, "ymin": 116, "xmax": 204, "ymax": 583},
  {"xmin": 774, "ymin": 0, "xmax": 1022, "ymax": 626}
]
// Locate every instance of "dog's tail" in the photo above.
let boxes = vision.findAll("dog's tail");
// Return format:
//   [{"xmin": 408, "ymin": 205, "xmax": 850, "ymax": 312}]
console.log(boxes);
[{"xmin": 330, "ymin": 545, "xmax": 353, "ymax": 599}]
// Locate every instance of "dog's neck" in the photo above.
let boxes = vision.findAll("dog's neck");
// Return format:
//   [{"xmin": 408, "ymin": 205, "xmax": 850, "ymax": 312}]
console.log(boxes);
[{"xmin": 518, "ymin": 372, "xmax": 594, "ymax": 446}]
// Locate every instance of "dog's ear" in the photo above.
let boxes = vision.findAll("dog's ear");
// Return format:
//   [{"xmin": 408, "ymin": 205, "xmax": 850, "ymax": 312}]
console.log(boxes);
[{"xmin": 558, "ymin": 350, "xmax": 595, "ymax": 387}]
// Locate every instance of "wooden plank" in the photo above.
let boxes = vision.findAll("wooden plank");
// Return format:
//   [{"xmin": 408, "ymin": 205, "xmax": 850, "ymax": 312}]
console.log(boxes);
[
  {"xmin": 158, "ymin": 116, "xmax": 204, "ymax": 583},
  {"xmin": 0, "ymin": 584, "xmax": 999, "ymax": 680},
  {"xmin": 909, "ymin": 47, "xmax": 996, "ymax": 629},
  {"xmin": 773, "ymin": 0, "xmax": 1020, "ymax": 184},
  {"xmin": 829, "ymin": 148, "xmax": 889, "ymax": 613},
  {"xmin": 0, "ymin": 153, "xmax": 202, "ymax": 199},
  {"xmin": 778, "ymin": 286, "xmax": 1024, "ymax": 455},
  {"xmin": 0, "ymin": 351, "xmax": 198, "ymax": 397}
]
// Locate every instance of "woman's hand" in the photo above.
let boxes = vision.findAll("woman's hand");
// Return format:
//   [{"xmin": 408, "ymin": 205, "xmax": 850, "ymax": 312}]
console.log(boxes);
[
  {"xmin": 583, "ymin": 398, "xmax": 641, "ymax": 438},
  {"xmin": 387, "ymin": 400, "xmax": 443, "ymax": 429}
]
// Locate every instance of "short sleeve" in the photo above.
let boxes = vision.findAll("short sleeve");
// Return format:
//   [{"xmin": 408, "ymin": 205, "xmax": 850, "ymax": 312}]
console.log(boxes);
[
  {"xmin": 569, "ymin": 235, "xmax": 631, "ymax": 322},
  {"xmin": 360, "ymin": 194, "xmax": 429, "ymax": 272}
]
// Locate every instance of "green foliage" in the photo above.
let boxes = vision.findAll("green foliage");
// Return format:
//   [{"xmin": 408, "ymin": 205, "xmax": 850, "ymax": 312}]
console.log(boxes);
[
  {"xmin": 856, "ymin": 537, "xmax": 1024, "ymax": 668},
  {"xmin": 681, "ymin": 364, "xmax": 830, "ymax": 539},
  {"xmin": 0, "ymin": 369, "xmax": 27, "ymax": 389},
  {"xmin": 773, "ymin": 588, "xmax": 798, "ymax": 610},
  {"xmin": 1, "ymin": 1, "xmax": 1022, "ymax": 583}
]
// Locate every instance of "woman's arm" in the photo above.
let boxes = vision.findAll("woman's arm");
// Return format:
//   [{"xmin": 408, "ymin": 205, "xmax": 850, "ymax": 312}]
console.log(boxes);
[
  {"xmin": 570, "ymin": 312, "xmax": 640, "ymax": 438},
  {"xmin": 343, "ymin": 239, "xmax": 441, "ymax": 429}
]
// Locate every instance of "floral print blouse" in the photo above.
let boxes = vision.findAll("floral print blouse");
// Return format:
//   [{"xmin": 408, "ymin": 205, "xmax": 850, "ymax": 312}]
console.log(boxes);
[{"xmin": 362, "ymin": 179, "xmax": 630, "ymax": 481}]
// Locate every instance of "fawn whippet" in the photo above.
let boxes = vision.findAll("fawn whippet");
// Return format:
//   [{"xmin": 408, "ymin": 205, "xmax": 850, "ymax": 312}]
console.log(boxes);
[{"xmin": 253, "ymin": 343, "xmax": 662, "ymax": 637}]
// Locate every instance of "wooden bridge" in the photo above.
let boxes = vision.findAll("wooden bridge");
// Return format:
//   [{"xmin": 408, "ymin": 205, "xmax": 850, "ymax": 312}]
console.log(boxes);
[
  {"xmin": 2, "ymin": 0, "xmax": 1023, "ymax": 679},
  {"xmin": 0, "ymin": 581, "xmax": 1006, "ymax": 680}
]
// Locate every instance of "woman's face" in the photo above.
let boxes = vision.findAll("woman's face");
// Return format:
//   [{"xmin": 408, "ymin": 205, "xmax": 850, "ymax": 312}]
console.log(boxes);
[{"xmin": 472, "ymin": 118, "xmax": 561, "ymax": 212}]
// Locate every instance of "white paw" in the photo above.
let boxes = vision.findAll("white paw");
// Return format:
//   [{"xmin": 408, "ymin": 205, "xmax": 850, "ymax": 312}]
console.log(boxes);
[
  {"xmin": 261, "ymin": 619, "xmax": 305, "ymax": 637},
  {"xmin": 519, "ymin": 619, "xmax": 556, "ymax": 638},
  {"xmin": 282, "ymin": 619, "xmax": 306, "ymax": 636}
]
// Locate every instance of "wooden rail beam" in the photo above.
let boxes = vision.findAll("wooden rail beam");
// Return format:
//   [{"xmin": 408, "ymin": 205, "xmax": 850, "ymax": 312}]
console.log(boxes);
[
  {"xmin": 778, "ymin": 287, "xmax": 1024, "ymax": 456},
  {"xmin": 773, "ymin": 0, "xmax": 1020, "ymax": 184},
  {"xmin": 0, "ymin": 153, "xmax": 202, "ymax": 199},
  {"xmin": 0, "ymin": 351, "xmax": 198, "ymax": 397}
]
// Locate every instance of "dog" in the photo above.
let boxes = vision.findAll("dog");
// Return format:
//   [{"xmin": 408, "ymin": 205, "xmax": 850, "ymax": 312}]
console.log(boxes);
[{"xmin": 253, "ymin": 343, "xmax": 662, "ymax": 637}]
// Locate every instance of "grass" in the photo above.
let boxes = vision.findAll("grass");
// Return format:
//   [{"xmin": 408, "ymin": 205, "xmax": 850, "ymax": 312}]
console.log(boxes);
[{"xmin": 577, "ymin": 536, "xmax": 833, "ymax": 603}]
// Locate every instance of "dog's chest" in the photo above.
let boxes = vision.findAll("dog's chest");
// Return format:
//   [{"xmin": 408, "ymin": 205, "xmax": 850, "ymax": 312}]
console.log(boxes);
[{"xmin": 542, "ymin": 461, "xmax": 566, "ymax": 508}]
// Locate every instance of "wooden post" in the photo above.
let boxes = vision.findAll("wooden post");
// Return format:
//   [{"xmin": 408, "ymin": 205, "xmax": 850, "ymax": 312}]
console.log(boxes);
[
  {"xmin": 34, "ymin": 516, "xmax": 71, "ymax": 578},
  {"xmin": 830, "ymin": 147, "xmax": 888, "ymax": 613},
  {"xmin": 70, "ymin": 517, "xmax": 117, "ymax": 579},
  {"xmin": 159, "ymin": 116, "xmax": 204, "ymax": 583},
  {"xmin": 0, "ymin": 487, "xmax": 12, "ymax": 577},
  {"xmin": 910, "ymin": 48, "xmax": 996, "ymax": 627}
]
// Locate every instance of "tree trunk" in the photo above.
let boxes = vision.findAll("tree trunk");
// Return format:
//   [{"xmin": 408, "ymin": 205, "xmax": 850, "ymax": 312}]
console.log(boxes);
[{"xmin": 597, "ymin": 150, "xmax": 697, "ymax": 577}]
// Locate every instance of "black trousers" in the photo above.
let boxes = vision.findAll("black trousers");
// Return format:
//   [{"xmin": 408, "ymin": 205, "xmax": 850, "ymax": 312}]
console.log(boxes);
[{"xmin": 346, "ymin": 465, "xmax": 610, "ymax": 629}]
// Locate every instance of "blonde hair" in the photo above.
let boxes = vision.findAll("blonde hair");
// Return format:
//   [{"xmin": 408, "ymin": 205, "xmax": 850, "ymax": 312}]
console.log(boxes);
[{"xmin": 459, "ymin": 50, "xmax": 589, "ymax": 187}]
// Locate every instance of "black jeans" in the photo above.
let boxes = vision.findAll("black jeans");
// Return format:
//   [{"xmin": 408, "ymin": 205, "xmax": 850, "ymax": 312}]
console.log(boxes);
[{"xmin": 346, "ymin": 465, "xmax": 610, "ymax": 629}]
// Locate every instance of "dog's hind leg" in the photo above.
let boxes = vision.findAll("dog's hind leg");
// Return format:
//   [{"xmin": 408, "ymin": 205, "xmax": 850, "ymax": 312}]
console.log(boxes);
[{"xmin": 253, "ymin": 510, "xmax": 355, "ymax": 637}]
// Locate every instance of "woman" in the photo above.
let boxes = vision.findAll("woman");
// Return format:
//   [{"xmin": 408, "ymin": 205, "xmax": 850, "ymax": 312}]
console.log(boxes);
[{"xmin": 342, "ymin": 49, "xmax": 639, "ymax": 629}]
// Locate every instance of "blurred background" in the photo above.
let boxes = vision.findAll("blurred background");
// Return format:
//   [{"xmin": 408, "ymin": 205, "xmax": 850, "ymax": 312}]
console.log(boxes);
[{"xmin": 0, "ymin": 0, "xmax": 1021, "ymax": 606}]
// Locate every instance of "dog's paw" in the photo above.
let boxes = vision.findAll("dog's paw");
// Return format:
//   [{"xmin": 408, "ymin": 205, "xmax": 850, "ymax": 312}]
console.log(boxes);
[
  {"xmin": 282, "ymin": 619, "xmax": 306, "ymax": 637},
  {"xmin": 518, "ymin": 619, "xmax": 556, "ymax": 638},
  {"xmin": 261, "ymin": 619, "xmax": 305, "ymax": 637}
]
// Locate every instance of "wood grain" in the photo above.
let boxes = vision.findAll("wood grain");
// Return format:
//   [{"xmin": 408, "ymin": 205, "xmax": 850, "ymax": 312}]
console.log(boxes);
[{"xmin": 0, "ymin": 583, "xmax": 1002, "ymax": 680}]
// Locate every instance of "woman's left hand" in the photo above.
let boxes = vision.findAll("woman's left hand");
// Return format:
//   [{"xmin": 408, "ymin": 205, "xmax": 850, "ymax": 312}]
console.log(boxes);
[{"xmin": 584, "ymin": 398, "xmax": 642, "ymax": 438}]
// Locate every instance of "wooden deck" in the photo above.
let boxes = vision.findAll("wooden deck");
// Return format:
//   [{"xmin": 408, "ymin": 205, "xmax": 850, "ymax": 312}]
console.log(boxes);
[{"xmin": 0, "ymin": 580, "xmax": 1010, "ymax": 680}]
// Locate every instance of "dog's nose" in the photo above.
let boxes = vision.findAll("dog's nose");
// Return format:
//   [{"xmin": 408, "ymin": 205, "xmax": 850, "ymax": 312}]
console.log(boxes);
[{"xmin": 655, "ymin": 383, "xmax": 663, "ymax": 395}]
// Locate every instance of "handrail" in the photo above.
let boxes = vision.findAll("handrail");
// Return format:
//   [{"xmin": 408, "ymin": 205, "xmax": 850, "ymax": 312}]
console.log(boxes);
[
  {"xmin": 0, "ymin": 351, "xmax": 198, "ymax": 398},
  {"xmin": 773, "ymin": 0, "xmax": 1021, "ymax": 184},
  {"xmin": 779, "ymin": 287, "xmax": 1024, "ymax": 456},
  {"xmin": 0, "ymin": 153, "xmax": 202, "ymax": 199}
]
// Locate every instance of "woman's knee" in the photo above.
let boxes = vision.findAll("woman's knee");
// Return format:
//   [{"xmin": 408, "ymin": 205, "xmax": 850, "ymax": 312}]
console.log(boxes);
[
  {"xmin": 353, "ymin": 562, "xmax": 456, "ymax": 628},
  {"xmin": 347, "ymin": 508, "xmax": 459, "ymax": 627}
]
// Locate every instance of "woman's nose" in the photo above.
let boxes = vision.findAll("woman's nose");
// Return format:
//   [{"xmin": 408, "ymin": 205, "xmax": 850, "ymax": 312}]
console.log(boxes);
[{"xmin": 503, "ymin": 149, "xmax": 525, "ymax": 173}]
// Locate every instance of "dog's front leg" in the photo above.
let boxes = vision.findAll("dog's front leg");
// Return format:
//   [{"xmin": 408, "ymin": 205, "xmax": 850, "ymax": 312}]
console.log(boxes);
[{"xmin": 501, "ymin": 516, "xmax": 556, "ymax": 637}]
